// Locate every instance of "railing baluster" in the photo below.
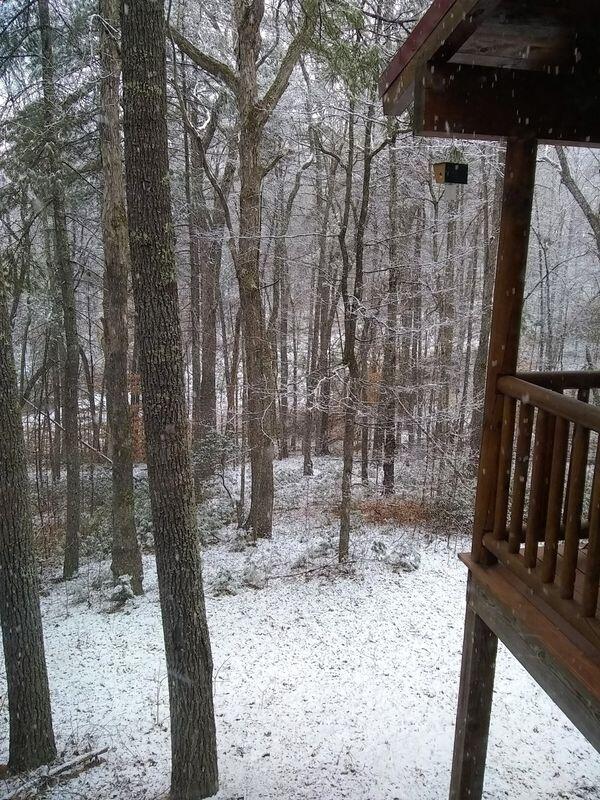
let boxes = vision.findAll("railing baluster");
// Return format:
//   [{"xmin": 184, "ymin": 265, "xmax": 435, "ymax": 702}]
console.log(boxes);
[
  {"xmin": 562, "ymin": 388, "xmax": 590, "ymax": 529},
  {"xmin": 508, "ymin": 402, "xmax": 533, "ymax": 553},
  {"xmin": 541, "ymin": 416, "xmax": 570, "ymax": 584},
  {"xmin": 524, "ymin": 409, "xmax": 553, "ymax": 567},
  {"xmin": 560, "ymin": 422, "xmax": 590, "ymax": 600},
  {"xmin": 583, "ymin": 437, "xmax": 600, "ymax": 617},
  {"xmin": 493, "ymin": 395, "xmax": 516, "ymax": 541}
]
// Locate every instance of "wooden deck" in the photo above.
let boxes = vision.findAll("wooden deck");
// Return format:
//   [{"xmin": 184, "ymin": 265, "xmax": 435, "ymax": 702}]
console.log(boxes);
[
  {"xmin": 452, "ymin": 372, "xmax": 600, "ymax": 797},
  {"xmin": 460, "ymin": 553, "xmax": 600, "ymax": 752},
  {"xmin": 379, "ymin": 2, "xmax": 600, "ymax": 795}
]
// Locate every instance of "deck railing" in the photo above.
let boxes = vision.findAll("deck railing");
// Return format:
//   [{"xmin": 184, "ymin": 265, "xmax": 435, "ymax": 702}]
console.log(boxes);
[{"xmin": 482, "ymin": 371, "xmax": 600, "ymax": 646}]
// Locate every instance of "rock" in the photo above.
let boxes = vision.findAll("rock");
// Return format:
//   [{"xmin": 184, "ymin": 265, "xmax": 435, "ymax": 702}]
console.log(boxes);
[
  {"xmin": 212, "ymin": 569, "xmax": 237, "ymax": 596},
  {"xmin": 308, "ymin": 537, "xmax": 332, "ymax": 559},
  {"xmin": 229, "ymin": 533, "xmax": 247, "ymax": 553},
  {"xmin": 110, "ymin": 575, "xmax": 134, "ymax": 603},
  {"xmin": 242, "ymin": 561, "xmax": 267, "ymax": 590},
  {"xmin": 291, "ymin": 552, "xmax": 309, "ymax": 570},
  {"xmin": 386, "ymin": 547, "xmax": 421, "ymax": 573},
  {"xmin": 371, "ymin": 539, "xmax": 387, "ymax": 558}
]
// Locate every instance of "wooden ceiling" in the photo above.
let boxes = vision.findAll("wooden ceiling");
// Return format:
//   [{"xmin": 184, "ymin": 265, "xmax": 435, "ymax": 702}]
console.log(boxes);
[{"xmin": 380, "ymin": 0, "xmax": 600, "ymax": 146}]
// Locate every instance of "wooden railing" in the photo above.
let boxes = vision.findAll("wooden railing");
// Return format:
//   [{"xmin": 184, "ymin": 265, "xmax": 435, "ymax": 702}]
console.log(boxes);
[{"xmin": 482, "ymin": 371, "xmax": 600, "ymax": 646}]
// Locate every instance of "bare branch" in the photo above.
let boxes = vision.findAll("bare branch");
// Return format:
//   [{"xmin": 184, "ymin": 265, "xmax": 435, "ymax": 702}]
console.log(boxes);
[
  {"xmin": 256, "ymin": 0, "xmax": 318, "ymax": 125},
  {"xmin": 555, "ymin": 146, "xmax": 600, "ymax": 252},
  {"xmin": 169, "ymin": 26, "xmax": 239, "ymax": 94}
]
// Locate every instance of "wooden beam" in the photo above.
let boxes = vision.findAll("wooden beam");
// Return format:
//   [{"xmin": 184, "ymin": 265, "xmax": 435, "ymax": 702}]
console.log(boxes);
[
  {"xmin": 471, "ymin": 137, "xmax": 537, "ymax": 563},
  {"xmin": 414, "ymin": 62, "xmax": 600, "ymax": 147},
  {"xmin": 449, "ymin": 573, "xmax": 498, "ymax": 800},
  {"xmin": 462, "ymin": 556, "xmax": 600, "ymax": 753},
  {"xmin": 379, "ymin": 0, "xmax": 499, "ymax": 115}
]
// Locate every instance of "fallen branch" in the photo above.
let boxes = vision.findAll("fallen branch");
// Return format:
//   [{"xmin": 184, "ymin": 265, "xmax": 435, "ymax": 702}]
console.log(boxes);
[{"xmin": 1, "ymin": 747, "xmax": 109, "ymax": 800}]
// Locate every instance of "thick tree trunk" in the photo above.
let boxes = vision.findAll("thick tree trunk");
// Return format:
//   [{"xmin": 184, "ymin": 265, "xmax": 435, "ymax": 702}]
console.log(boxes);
[
  {"xmin": 121, "ymin": 2, "xmax": 218, "ymax": 797},
  {"xmin": 99, "ymin": 0, "xmax": 143, "ymax": 595},
  {"xmin": 235, "ymin": 2, "xmax": 275, "ymax": 538},
  {"xmin": 38, "ymin": 0, "xmax": 80, "ymax": 580},
  {"xmin": 0, "ymin": 294, "xmax": 56, "ymax": 772}
]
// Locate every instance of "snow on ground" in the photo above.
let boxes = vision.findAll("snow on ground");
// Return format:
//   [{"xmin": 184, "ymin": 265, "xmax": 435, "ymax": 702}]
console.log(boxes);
[{"xmin": 1, "ymin": 456, "xmax": 598, "ymax": 799}]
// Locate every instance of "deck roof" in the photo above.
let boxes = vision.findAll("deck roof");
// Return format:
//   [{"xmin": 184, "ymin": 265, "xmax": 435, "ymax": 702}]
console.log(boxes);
[{"xmin": 380, "ymin": 0, "xmax": 600, "ymax": 146}]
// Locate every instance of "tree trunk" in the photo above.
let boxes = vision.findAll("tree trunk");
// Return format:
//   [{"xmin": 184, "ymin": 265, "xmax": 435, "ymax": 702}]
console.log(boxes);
[
  {"xmin": 198, "ymin": 147, "xmax": 236, "ymax": 482},
  {"xmin": 470, "ymin": 154, "xmax": 503, "ymax": 457},
  {"xmin": 382, "ymin": 137, "xmax": 399, "ymax": 494},
  {"xmin": 99, "ymin": 0, "xmax": 143, "ymax": 594},
  {"xmin": 38, "ymin": 0, "xmax": 80, "ymax": 580},
  {"xmin": 0, "ymin": 293, "xmax": 56, "ymax": 772},
  {"xmin": 235, "ymin": 0, "xmax": 275, "ymax": 538},
  {"xmin": 121, "ymin": 2, "xmax": 218, "ymax": 796},
  {"xmin": 183, "ymin": 118, "xmax": 203, "ymax": 491}
]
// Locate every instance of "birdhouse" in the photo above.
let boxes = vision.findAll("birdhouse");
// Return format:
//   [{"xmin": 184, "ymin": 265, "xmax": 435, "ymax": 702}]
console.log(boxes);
[{"xmin": 432, "ymin": 161, "xmax": 468, "ymax": 185}]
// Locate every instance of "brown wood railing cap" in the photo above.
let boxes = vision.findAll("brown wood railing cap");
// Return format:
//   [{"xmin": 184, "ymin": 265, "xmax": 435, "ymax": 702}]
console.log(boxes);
[{"xmin": 498, "ymin": 376, "xmax": 600, "ymax": 433}]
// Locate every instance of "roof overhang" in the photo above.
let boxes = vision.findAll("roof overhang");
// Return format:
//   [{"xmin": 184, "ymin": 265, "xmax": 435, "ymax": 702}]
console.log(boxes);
[{"xmin": 380, "ymin": 0, "xmax": 600, "ymax": 148}]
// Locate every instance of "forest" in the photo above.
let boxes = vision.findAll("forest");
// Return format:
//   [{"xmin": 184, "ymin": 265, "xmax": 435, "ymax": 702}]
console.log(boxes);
[{"xmin": 1, "ymin": 0, "xmax": 599, "ymax": 798}]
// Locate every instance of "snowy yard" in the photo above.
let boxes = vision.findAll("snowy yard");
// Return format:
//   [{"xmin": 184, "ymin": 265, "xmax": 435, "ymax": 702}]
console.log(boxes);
[{"xmin": 1, "ymin": 457, "xmax": 598, "ymax": 799}]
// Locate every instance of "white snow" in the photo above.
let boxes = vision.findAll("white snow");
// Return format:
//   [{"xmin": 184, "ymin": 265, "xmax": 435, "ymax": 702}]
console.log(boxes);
[{"xmin": 1, "ymin": 456, "xmax": 598, "ymax": 799}]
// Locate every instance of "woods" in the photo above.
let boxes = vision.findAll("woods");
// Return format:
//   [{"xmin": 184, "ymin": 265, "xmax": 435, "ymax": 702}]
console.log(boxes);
[{"xmin": 1, "ymin": 0, "xmax": 600, "ymax": 797}]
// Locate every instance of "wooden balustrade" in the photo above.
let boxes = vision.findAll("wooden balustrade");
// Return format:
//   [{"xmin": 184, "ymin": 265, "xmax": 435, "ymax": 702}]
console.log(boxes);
[{"xmin": 482, "ymin": 372, "xmax": 600, "ymax": 647}]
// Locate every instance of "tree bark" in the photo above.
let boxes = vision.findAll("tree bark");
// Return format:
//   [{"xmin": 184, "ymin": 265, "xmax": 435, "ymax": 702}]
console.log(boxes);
[
  {"xmin": 38, "ymin": 0, "xmax": 80, "ymax": 580},
  {"xmin": 121, "ymin": 2, "xmax": 218, "ymax": 796},
  {"xmin": 0, "ymin": 292, "xmax": 56, "ymax": 772},
  {"xmin": 99, "ymin": 0, "xmax": 143, "ymax": 594}
]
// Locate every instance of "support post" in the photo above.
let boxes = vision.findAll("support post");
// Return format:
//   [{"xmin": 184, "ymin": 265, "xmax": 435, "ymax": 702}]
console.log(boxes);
[
  {"xmin": 449, "ymin": 574, "xmax": 498, "ymax": 800},
  {"xmin": 472, "ymin": 137, "xmax": 537, "ymax": 563}
]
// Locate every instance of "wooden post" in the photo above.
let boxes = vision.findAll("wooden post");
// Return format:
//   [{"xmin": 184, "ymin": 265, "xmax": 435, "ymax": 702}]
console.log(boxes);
[
  {"xmin": 449, "ymin": 574, "xmax": 498, "ymax": 800},
  {"xmin": 472, "ymin": 137, "xmax": 537, "ymax": 563},
  {"xmin": 451, "ymin": 137, "xmax": 537, "ymax": 800}
]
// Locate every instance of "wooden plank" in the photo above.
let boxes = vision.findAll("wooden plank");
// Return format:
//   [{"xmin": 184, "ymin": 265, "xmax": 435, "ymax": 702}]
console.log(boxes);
[
  {"xmin": 413, "ymin": 62, "xmax": 600, "ymax": 148},
  {"xmin": 541, "ymin": 416, "xmax": 570, "ymax": 584},
  {"xmin": 379, "ymin": 0, "xmax": 499, "ymax": 114},
  {"xmin": 583, "ymin": 438, "xmax": 600, "ymax": 617},
  {"xmin": 507, "ymin": 403, "xmax": 533, "ymax": 554},
  {"xmin": 498, "ymin": 377, "xmax": 600, "ymax": 434},
  {"xmin": 448, "ymin": 573, "xmax": 498, "ymax": 800},
  {"xmin": 471, "ymin": 137, "xmax": 537, "ymax": 563},
  {"xmin": 461, "ymin": 555, "xmax": 600, "ymax": 753},
  {"xmin": 492, "ymin": 395, "xmax": 516, "ymax": 540}
]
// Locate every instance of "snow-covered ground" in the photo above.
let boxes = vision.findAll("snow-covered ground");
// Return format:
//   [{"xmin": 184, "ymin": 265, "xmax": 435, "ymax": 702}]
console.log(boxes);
[{"xmin": 1, "ymin": 457, "xmax": 598, "ymax": 799}]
